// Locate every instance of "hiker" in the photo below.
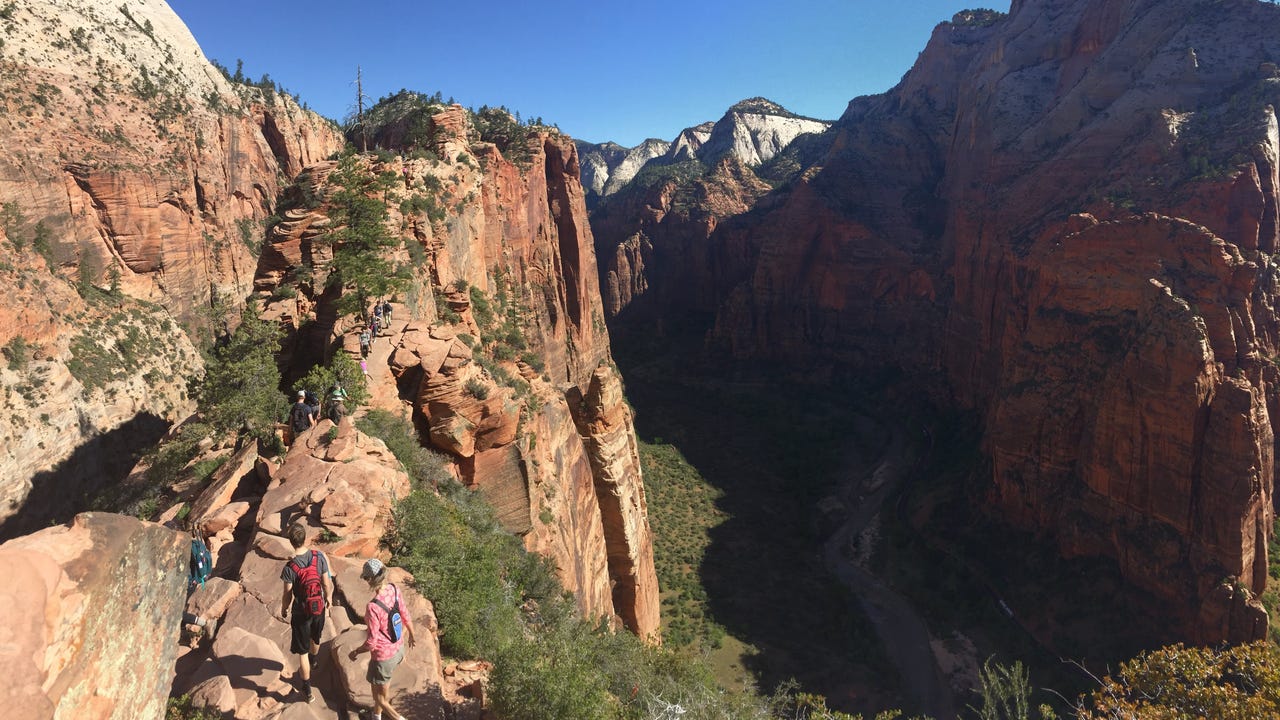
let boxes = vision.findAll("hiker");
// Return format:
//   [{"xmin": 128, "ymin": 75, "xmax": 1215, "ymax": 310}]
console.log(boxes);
[
  {"xmin": 327, "ymin": 382, "xmax": 348, "ymax": 423},
  {"xmin": 288, "ymin": 390, "xmax": 314, "ymax": 444},
  {"xmin": 361, "ymin": 358, "xmax": 370, "ymax": 379},
  {"xmin": 188, "ymin": 523, "xmax": 212, "ymax": 593},
  {"xmin": 304, "ymin": 389, "xmax": 321, "ymax": 422},
  {"xmin": 371, "ymin": 313, "xmax": 381, "ymax": 338},
  {"xmin": 360, "ymin": 327, "xmax": 371, "ymax": 358},
  {"xmin": 347, "ymin": 558, "xmax": 415, "ymax": 720},
  {"xmin": 280, "ymin": 521, "xmax": 334, "ymax": 704},
  {"xmin": 381, "ymin": 300, "xmax": 393, "ymax": 327}
]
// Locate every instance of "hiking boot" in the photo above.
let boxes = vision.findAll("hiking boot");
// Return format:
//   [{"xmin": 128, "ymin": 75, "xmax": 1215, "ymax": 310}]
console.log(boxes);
[{"xmin": 304, "ymin": 685, "xmax": 314, "ymax": 703}]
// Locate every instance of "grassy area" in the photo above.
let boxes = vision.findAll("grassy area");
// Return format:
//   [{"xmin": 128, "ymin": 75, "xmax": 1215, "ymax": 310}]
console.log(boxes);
[{"xmin": 619, "ymin": 327, "xmax": 899, "ymax": 714}]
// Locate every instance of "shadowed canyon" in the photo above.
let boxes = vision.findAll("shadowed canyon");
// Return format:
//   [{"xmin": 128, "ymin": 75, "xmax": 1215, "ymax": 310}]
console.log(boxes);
[{"xmin": 2, "ymin": 0, "xmax": 1280, "ymax": 719}]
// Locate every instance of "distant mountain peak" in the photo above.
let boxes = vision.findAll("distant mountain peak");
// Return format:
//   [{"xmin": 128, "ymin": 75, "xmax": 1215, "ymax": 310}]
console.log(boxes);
[{"xmin": 728, "ymin": 97, "xmax": 789, "ymax": 115}]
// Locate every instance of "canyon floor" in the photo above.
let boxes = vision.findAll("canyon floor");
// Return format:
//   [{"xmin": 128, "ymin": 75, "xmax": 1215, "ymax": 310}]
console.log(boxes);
[{"xmin": 614, "ymin": 318, "xmax": 1179, "ymax": 717}]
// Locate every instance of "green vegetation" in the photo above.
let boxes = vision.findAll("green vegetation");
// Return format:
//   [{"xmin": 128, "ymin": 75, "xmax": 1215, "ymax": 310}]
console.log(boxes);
[
  {"xmin": 166, "ymin": 694, "xmax": 221, "ymax": 720},
  {"xmin": 463, "ymin": 377, "xmax": 490, "ymax": 400},
  {"xmin": 470, "ymin": 105, "xmax": 536, "ymax": 168},
  {"xmin": 195, "ymin": 302, "xmax": 286, "ymax": 443},
  {"xmin": 1261, "ymin": 514, "xmax": 1280, "ymax": 641},
  {"xmin": 971, "ymin": 660, "xmax": 1056, "ymax": 720},
  {"xmin": 1077, "ymin": 642, "xmax": 1280, "ymax": 719},
  {"xmin": 365, "ymin": 410, "xmax": 885, "ymax": 720},
  {"xmin": 295, "ymin": 349, "xmax": 369, "ymax": 411},
  {"xmin": 320, "ymin": 151, "xmax": 409, "ymax": 316},
  {"xmin": 640, "ymin": 439, "xmax": 728, "ymax": 650},
  {"xmin": 950, "ymin": 9, "xmax": 1007, "ymax": 27},
  {"xmin": 2, "ymin": 335, "xmax": 27, "ymax": 372}
]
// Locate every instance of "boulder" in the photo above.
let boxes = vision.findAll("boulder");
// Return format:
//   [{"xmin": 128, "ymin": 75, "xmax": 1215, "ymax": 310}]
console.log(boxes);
[
  {"xmin": 0, "ymin": 513, "xmax": 187, "ymax": 720},
  {"xmin": 187, "ymin": 576, "xmax": 244, "ymax": 622}
]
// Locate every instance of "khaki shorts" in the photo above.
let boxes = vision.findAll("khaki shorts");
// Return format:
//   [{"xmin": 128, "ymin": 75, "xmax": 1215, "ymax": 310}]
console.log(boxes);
[{"xmin": 367, "ymin": 644, "xmax": 405, "ymax": 686}]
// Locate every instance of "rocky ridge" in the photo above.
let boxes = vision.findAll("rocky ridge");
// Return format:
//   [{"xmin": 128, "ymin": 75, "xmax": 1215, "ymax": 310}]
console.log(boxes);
[
  {"xmin": 254, "ymin": 99, "xmax": 660, "ymax": 639},
  {"xmin": 0, "ymin": 0, "xmax": 343, "ymax": 533},
  {"xmin": 576, "ymin": 138, "xmax": 672, "ymax": 208}
]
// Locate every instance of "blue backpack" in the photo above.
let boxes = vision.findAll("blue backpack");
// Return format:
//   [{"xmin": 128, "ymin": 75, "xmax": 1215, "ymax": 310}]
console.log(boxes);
[
  {"xmin": 189, "ymin": 536, "xmax": 212, "ymax": 589},
  {"xmin": 372, "ymin": 584, "xmax": 404, "ymax": 642}
]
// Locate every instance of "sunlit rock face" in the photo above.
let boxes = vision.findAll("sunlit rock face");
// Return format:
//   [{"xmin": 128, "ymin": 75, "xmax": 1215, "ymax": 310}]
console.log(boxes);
[{"xmin": 0, "ymin": 0, "xmax": 342, "ymax": 532}]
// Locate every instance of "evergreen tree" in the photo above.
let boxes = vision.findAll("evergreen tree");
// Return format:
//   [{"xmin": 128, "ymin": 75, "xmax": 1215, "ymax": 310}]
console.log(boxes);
[
  {"xmin": 322, "ymin": 151, "xmax": 408, "ymax": 316},
  {"xmin": 196, "ymin": 302, "xmax": 285, "ymax": 441}
]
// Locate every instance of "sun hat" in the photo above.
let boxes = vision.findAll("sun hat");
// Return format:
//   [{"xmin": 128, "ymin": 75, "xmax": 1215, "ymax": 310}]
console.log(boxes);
[{"xmin": 361, "ymin": 558, "xmax": 385, "ymax": 580}]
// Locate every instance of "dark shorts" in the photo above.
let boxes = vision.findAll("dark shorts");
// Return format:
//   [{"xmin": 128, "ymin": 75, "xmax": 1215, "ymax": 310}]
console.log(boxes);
[
  {"xmin": 290, "ymin": 610, "xmax": 324, "ymax": 654},
  {"xmin": 367, "ymin": 644, "xmax": 405, "ymax": 685}
]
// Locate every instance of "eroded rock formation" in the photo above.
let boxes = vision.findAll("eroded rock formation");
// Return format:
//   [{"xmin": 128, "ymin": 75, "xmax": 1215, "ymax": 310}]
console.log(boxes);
[
  {"xmin": 253, "ymin": 99, "xmax": 660, "ymax": 638},
  {"xmin": 0, "ymin": 0, "xmax": 343, "ymax": 530}
]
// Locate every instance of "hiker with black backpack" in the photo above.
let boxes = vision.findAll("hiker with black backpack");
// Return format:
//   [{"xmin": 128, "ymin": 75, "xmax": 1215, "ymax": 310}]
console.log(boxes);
[
  {"xmin": 287, "ymin": 390, "xmax": 314, "ymax": 445},
  {"xmin": 280, "ymin": 521, "xmax": 334, "ymax": 704},
  {"xmin": 348, "ymin": 558, "xmax": 415, "ymax": 720}
]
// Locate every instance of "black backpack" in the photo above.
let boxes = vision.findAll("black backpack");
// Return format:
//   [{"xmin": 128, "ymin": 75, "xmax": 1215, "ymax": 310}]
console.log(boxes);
[{"xmin": 290, "ymin": 402, "xmax": 311, "ymax": 433}]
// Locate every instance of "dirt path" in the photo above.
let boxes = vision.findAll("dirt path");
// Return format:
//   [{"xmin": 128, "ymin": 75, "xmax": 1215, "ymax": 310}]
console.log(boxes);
[
  {"xmin": 823, "ymin": 424, "xmax": 957, "ymax": 720},
  {"xmin": 347, "ymin": 304, "xmax": 412, "ymax": 417}
]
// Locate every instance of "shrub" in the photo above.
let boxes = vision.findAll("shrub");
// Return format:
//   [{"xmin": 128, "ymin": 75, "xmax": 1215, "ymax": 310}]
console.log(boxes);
[
  {"xmin": 296, "ymin": 349, "xmax": 369, "ymax": 410},
  {"xmin": 464, "ymin": 377, "xmax": 490, "ymax": 400},
  {"xmin": 3, "ymin": 335, "xmax": 28, "ymax": 372},
  {"xmin": 356, "ymin": 410, "xmax": 451, "ymax": 490}
]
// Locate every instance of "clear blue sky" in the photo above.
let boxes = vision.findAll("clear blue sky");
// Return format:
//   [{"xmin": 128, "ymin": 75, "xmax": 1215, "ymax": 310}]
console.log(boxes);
[{"xmin": 166, "ymin": 1, "xmax": 1006, "ymax": 147}]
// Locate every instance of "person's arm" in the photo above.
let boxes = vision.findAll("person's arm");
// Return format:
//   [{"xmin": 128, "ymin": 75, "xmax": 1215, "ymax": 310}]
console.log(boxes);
[
  {"xmin": 398, "ymin": 586, "xmax": 416, "ymax": 647},
  {"xmin": 323, "ymin": 554, "xmax": 335, "ymax": 611},
  {"xmin": 281, "ymin": 581, "xmax": 293, "ymax": 619}
]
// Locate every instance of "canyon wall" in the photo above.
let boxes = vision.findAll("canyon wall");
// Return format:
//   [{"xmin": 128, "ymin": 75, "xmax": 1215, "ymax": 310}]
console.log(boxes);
[
  {"xmin": 0, "ymin": 0, "xmax": 343, "ymax": 533},
  {"xmin": 622, "ymin": 0, "xmax": 1278, "ymax": 643},
  {"xmin": 256, "ymin": 99, "xmax": 660, "ymax": 638}
]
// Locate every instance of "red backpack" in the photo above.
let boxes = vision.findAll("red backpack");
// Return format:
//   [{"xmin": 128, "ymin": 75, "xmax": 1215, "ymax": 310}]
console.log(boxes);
[{"xmin": 289, "ymin": 551, "xmax": 326, "ymax": 616}]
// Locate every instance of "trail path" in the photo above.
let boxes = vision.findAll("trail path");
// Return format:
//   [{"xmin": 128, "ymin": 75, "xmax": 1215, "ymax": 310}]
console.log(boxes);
[
  {"xmin": 823, "ymin": 425, "xmax": 957, "ymax": 720},
  {"xmin": 345, "ymin": 303, "xmax": 412, "ymax": 417}
]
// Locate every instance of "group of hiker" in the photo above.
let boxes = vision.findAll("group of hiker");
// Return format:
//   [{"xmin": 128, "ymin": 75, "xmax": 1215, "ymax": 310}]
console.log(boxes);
[
  {"xmin": 360, "ymin": 300, "xmax": 394, "ymax": 358},
  {"xmin": 287, "ymin": 382, "xmax": 349, "ymax": 444},
  {"xmin": 280, "ymin": 521, "xmax": 415, "ymax": 718},
  {"xmin": 189, "ymin": 522, "xmax": 415, "ymax": 719}
]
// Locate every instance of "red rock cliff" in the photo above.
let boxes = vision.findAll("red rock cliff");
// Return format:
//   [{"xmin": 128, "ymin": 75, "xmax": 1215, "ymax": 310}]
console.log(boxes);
[
  {"xmin": 701, "ymin": 0, "xmax": 1280, "ymax": 643},
  {"xmin": 0, "ymin": 0, "xmax": 342, "ymax": 532},
  {"xmin": 254, "ymin": 103, "xmax": 660, "ymax": 639}
]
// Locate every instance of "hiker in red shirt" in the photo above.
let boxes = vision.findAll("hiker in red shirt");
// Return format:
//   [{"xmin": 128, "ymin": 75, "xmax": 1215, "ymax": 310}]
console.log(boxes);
[{"xmin": 348, "ymin": 558, "xmax": 416, "ymax": 720}]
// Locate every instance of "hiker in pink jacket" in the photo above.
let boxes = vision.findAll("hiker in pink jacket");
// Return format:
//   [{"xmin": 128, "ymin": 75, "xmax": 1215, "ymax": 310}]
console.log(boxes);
[{"xmin": 348, "ymin": 558, "xmax": 416, "ymax": 720}]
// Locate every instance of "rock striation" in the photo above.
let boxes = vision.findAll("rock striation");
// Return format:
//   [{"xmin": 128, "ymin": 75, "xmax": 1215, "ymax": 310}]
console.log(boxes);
[
  {"xmin": 590, "ymin": 98, "xmax": 830, "ymax": 320},
  {"xmin": 0, "ymin": 512, "xmax": 189, "ymax": 720},
  {"xmin": 648, "ymin": 1, "xmax": 1280, "ymax": 643},
  {"xmin": 0, "ymin": 0, "xmax": 343, "ymax": 531}
]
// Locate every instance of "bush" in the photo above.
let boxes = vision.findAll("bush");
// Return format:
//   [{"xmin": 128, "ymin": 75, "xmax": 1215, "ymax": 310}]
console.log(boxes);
[
  {"xmin": 355, "ymin": 410, "xmax": 451, "ymax": 490},
  {"xmin": 296, "ymin": 350, "xmax": 369, "ymax": 410},
  {"xmin": 464, "ymin": 377, "xmax": 490, "ymax": 400},
  {"xmin": 3, "ymin": 335, "xmax": 28, "ymax": 372},
  {"xmin": 196, "ymin": 303, "xmax": 286, "ymax": 442}
]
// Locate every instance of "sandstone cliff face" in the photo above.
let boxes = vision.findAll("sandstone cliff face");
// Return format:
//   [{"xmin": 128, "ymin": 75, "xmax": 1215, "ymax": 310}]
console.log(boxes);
[
  {"xmin": 591, "ymin": 99, "xmax": 831, "ymax": 321},
  {"xmin": 0, "ymin": 512, "xmax": 188, "ymax": 720},
  {"xmin": 254, "ymin": 102, "xmax": 660, "ymax": 637},
  {"xmin": 0, "ymin": 0, "xmax": 343, "ymax": 530},
  {"xmin": 698, "ymin": 0, "xmax": 1280, "ymax": 642},
  {"xmin": 577, "ymin": 138, "xmax": 672, "ymax": 208}
]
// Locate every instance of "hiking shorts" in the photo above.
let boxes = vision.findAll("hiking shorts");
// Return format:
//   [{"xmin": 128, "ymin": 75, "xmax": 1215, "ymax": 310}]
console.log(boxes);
[
  {"xmin": 367, "ymin": 644, "xmax": 405, "ymax": 686},
  {"xmin": 289, "ymin": 609, "xmax": 325, "ymax": 654}
]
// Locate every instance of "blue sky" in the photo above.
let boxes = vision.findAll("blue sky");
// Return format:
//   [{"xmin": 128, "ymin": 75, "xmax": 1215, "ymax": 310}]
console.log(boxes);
[{"xmin": 166, "ymin": 1, "xmax": 1006, "ymax": 147}]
